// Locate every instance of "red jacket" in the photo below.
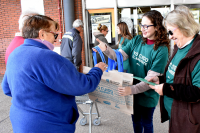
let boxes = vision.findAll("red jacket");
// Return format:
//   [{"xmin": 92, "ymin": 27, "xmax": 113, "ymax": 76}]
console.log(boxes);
[{"xmin": 5, "ymin": 36, "xmax": 24, "ymax": 64}]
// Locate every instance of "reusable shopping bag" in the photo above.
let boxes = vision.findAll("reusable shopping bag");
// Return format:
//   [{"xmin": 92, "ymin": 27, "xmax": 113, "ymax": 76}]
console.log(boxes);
[{"xmin": 83, "ymin": 46, "xmax": 134, "ymax": 115}]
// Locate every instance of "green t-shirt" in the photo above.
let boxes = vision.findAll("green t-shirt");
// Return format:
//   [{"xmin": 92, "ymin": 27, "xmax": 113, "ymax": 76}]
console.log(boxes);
[
  {"xmin": 122, "ymin": 35, "xmax": 169, "ymax": 107},
  {"xmin": 119, "ymin": 37, "xmax": 131, "ymax": 71},
  {"xmin": 118, "ymin": 37, "xmax": 130, "ymax": 49},
  {"xmin": 164, "ymin": 37, "xmax": 200, "ymax": 118}
]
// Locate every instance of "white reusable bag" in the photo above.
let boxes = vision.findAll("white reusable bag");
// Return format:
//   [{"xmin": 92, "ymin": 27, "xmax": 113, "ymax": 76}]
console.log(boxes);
[{"xmin": 83, "ymin": 46, "xmax": 134, "ymax": 115}]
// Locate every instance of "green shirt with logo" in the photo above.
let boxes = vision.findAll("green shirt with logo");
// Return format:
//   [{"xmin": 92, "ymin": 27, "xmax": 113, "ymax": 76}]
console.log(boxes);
[
  {"xmin": 165, "ymin": 37, "xmax": 200, "ymax": 118},
  {"xmin": 122, "ymin": 35, "xmax": 168, "ymax": 107}
]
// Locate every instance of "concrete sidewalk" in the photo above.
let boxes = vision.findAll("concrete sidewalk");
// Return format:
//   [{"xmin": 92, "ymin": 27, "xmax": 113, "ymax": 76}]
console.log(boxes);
[{"xmin": 0, "ymin": 77, "xmax": 168, "ymax": 133}]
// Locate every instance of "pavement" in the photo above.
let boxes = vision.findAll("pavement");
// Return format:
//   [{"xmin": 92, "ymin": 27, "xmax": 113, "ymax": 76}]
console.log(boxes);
[{"xmin": 0, "ymin": 77, "xmax": 169, "ymax": 133}]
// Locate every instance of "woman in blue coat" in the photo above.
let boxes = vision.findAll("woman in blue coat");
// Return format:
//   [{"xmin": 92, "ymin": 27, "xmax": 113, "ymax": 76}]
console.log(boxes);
[{"xmin": 2, "ymin": 15, "xmax": 107, "ymax": 133}]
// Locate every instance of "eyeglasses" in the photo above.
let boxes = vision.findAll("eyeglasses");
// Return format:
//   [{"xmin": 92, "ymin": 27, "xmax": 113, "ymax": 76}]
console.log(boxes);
[
  {"xmin": 45, "ymin": 31, "xmax": 58, "ymax": 39},
  {"xmin": 106, "ymin": 30, "xmax": 109, "ymax": 33},
  {"xmin": 167, "ymin": 28, "xmax": 177, "ymax": 36},
  {"xmin": 139, "ymin": 24, "xmax": 154, "ymax": 30}
]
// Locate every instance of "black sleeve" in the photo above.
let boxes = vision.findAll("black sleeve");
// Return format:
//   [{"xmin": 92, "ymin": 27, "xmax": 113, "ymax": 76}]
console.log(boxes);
[
  {"xmin": 158, "ymin": 75, "xmax": 165, "ymax": 84},
  {"xmin": 163, "ymin": 83, "xmax": 200, "ymax": 102},
  {"xmin": 110, "ymin": 45, "xmax": 118, "ymax": 49}
]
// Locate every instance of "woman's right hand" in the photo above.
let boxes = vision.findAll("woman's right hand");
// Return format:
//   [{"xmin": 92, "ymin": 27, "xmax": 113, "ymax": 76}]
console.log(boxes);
[
  {"xmin": 148, "ymin": 76, "xmax": 160, "ymax": 84},
  {"xmin": 94, "ymin": 62, "xmax": 108, "ymax": 72},
  {"xmin": 92, "ymin": 38, "xmax": 107, "ymax": 52}
]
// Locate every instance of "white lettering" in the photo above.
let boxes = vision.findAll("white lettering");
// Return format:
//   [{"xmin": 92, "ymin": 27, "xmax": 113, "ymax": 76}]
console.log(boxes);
[
  {"xmin": 132, "ymin": 51, "xmax": 149, "ymax": 66},
  {"xmin": 168, "ymin": 62, "xmax": 177, "ymax": 76},
  {"xmin": 168, "ymin": 69, "xmax": 175, "ymax": 76}
]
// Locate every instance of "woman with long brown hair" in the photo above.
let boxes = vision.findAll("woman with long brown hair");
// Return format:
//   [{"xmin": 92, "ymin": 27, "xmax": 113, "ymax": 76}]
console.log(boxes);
[
  {"xmin": 94, "ymin": 10, "xmax": 170, "ymax": 133},
  {"xmin": 116, "ymin": 22, "xmax": 133, "ymax": 72},
  {"xmin": 117, "ymin": 22, "xmax": 133, "ymax": 49}
]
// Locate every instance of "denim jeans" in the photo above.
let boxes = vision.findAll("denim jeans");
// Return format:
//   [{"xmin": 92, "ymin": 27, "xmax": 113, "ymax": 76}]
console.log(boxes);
[{"xmin": 132, "ymin": 104, "xmax": 155, "ymax": 133}]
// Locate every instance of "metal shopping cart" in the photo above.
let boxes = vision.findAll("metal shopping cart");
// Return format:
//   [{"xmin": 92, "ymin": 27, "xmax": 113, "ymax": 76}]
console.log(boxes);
[{"xmin": 75, "ymin": 94, "xmax": 101, "ymax": 133}]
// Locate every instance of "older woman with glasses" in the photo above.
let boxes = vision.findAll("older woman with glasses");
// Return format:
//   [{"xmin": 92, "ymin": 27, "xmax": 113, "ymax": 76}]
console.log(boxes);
[
  {"xmin": 94, "ymin": 10, "xmax": 170, "ymax": 133},
  {"xmin": 2, "ymin": 15, "xmax": 107, "ymax": 133},
  {"xmin": 149, "ymin": 5, "xmax": 200, "ymax": 133}
]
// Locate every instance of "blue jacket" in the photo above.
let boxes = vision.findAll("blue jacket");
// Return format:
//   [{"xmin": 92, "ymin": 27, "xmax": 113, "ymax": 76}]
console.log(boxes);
[
  {"xmin": 60, "ymin": 28, "xmax": 82, "ymax": 67},
  {"xmin": 2, "ymin": 39, "xmax": 103, "ymax": 133}
]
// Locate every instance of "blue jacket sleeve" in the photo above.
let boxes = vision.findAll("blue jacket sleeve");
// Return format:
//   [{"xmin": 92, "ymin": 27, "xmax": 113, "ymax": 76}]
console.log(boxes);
[
  {"xmin": 50, "ymin": 63, "xmax": 103, "ymax": 96},
  {"xmin": 1, "ymin": 72, "xmax": 12, "ymax": 97},
  {"xmin": 72, "ymin": 34, "xmax": 82, "ymax": 66}
]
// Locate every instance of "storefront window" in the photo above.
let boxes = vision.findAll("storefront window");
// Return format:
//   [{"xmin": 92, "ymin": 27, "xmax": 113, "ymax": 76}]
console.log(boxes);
[
  {"xmin": 118, "ymin": 6, "xmax": 171, "ymax": 35},
  {"xmin": 90, "ymin": 13, "xmax": 112, "ymax": 43}
]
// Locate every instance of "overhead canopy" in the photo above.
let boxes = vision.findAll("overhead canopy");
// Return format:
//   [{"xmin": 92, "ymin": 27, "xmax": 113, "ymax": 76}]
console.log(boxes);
[
  {"xmin": 117, "ymin": 0, "xmax": 170, "ymax": 8},
  {"xmin": 85, "ymin": 0, "xmax": 200, "ymax": 9},
  {"xmin": 21, "ymin": 0, "xmax": 44, "ymax": 15},
  {"xmin": 174, "ymin": 0, "xmax": 200, "ymax": 4},
  {"xmin": 86, "ymin": 0, "xmax": 115, "ymax": 9}
]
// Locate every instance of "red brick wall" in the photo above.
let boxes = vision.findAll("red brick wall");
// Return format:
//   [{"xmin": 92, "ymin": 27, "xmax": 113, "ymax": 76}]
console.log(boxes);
[
  {"xmin": 44, "ymin": 0, "xmax": 63, "ymax": 46},
  {"xmin": 74, "ymin": 0, "xmax": 85, "ymax": 72},
  {"xmin": 0, "ymin": 0, "xmax": 21, "ymax": 76},
  {"xmin": 0, "ymin": 0, "xmax": 84, "ymax": 76}
]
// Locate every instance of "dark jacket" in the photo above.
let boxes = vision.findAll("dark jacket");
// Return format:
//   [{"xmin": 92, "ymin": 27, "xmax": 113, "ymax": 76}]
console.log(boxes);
[
  {"xmin": 61, "ymin": 28, "xmax": 82, "ymax": 67},
  {"xmin": 93, "ymin": 32, "xmax": 109, "ymax": 64},
  {"xmin": 159, "ymin": 34, "xmax": 200, "ymax": 133}
]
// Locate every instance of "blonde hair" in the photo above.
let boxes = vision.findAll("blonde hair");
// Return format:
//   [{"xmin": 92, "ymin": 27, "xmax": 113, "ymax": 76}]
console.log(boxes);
[
  {"xmin": 163, "ymin": 5, "xmax": 200, "ymax": 37},
  {"xmin": 97, "ymin": 24, "xmax": 108, "ymax": 32},
  {"xmin": 175, "ymin": 5, "xmax": 194, "ymax": 18}
]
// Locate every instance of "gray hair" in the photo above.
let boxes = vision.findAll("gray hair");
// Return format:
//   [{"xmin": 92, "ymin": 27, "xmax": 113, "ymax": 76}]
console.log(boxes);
[
  {"xmin": 18, "ymin": 11, "xmax": 39, "ymax": 31},
  {"xmin": 163, "ymin": 5, "xmax": 200, "ymax": 37},
  {"xmin": 72, "ymin": 19, "xmax": 83, "ymax": 28}
]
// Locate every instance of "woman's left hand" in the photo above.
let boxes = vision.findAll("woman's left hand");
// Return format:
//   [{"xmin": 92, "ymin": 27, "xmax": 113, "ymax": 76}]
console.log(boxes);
[
  {"xmin": 149, "ymin": 84, "xmax": 164, "ymax": 95},
  {"xmin": 118, "ymin": 86, "xmax": 131, "ymax": 96}
]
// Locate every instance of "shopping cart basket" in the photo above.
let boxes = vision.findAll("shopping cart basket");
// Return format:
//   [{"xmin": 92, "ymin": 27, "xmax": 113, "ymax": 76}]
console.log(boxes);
[{"xmin": 76, "ymin": 94, "xmax": 101, "ymax": 133}]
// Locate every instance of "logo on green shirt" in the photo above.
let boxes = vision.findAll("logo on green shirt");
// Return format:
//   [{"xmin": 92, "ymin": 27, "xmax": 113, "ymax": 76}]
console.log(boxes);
[
  {"xmin": 132, "ymin": 51, "xmax": 149, "ymax": 66},
  {"xmin": 168, "ymin": 62, "xmax": 177, "ymax": 76}
]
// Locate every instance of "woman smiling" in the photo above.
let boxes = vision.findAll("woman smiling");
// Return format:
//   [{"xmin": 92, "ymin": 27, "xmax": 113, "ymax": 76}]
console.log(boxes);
[
  {"xmin": 149, "ymin": 5, "xmax": 200, "ymax": 133},
  {"xmin": 93, "ymin": 10, "xmax": 170, "ymax": 133}
]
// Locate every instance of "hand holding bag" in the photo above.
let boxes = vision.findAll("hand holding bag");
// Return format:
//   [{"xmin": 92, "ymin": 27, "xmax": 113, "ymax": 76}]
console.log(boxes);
[{"xmin": 83, "ymin": 46, "xmax": 134, "ymax": 115}]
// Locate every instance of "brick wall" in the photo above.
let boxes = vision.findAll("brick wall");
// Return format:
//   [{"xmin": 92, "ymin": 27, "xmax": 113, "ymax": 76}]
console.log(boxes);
[
  {"xmin": 0, "ymin": 0, "xmax": 84, "ymax": 76},
  {"xmin": 43, "ymin": 0, "xmax": 63, "ymax": 46},
  {"xmin": 0, "ymin": 0, "xmax": 21, "ymax": 76},
  {"xmin": 74, "ymin": 0, "xmax": 85, "ymax": 72}
]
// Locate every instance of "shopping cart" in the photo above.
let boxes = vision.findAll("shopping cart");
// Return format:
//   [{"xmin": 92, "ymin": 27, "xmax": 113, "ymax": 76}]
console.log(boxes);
[{"xmin": 75, "ymin": 94, "xmax": 101, "ymax": 133}]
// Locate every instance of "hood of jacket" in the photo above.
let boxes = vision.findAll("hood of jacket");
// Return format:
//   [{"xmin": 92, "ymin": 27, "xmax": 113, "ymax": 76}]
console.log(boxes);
[{"xmin": 93, "ymin": 32, "xmax": 104, "ymax": 38}]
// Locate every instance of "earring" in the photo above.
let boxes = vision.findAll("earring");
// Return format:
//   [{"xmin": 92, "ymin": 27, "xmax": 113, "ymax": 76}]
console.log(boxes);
[{"xmin": 42, "ymin": 39, "xmax": 44, "ymax": 42}]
